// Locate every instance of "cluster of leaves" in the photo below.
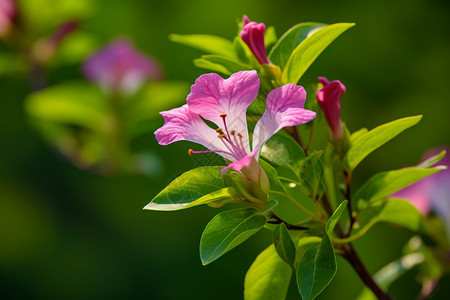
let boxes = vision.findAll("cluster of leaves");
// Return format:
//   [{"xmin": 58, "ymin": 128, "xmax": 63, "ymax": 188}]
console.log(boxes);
[
  {"xmin": 25, "ymin": 80, "xmax": 188, "ymax": 175},
  {"xmin": 147, "ymin": 18, "xmax": 448, "ymax": 299},
  {"xmin": 170, "ymin": 20, "xmax": 354, "ymax": 92}
]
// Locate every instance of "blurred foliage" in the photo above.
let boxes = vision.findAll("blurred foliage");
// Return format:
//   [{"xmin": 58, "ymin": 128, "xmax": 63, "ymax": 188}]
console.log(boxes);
[{"xmin": 1, "ymin": 0, "xmax": 450, "ymax": 299}]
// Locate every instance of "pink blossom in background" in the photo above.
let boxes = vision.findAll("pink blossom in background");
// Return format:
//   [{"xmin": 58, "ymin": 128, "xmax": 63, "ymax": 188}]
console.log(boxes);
[
  {"xmin": 393, "ymin": 147, "xmax": 450, "ymax": 235},
  {"xmin": 240, "ymin": 15, "xmax": 271, "ymax": 65},
  {"xmin": 83, "ymin": 39, "xmax": 163, "ymax": 95},
  {"xmin": 0, "ymin": 0, "xmax": 16, "ymax": 36},
  {"xmin": 155, "ymin": 70, "xmax": 316, "ymax": 183},
  {"xmin": 316, "ymin": 76, "xmax": 346, "ymax": 141}
]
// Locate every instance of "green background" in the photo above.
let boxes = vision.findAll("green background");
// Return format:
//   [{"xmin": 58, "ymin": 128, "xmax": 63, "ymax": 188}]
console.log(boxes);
[{"xmin": 1, "ymin": 0, "xmax": 449, "ymax": 299}]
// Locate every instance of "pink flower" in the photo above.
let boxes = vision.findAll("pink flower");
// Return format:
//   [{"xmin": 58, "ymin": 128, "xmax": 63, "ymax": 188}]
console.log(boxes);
[
  {"xmin": 240, "ymin": 15, "xmax": 270, "ymax": 65},
  {"xmin": 316, "ymin": 77, "xmax": 346, "ymax": 141},
  {"xmin": 83, "ymin": 38, "xmax": 163, "ymax": 95},
  {"xmin": 393, "ymin": 147, "xmax": 450, "ymax": 233},
  {"xmin": 0, "ymin": 0, "xmax": 16, "ymax": 37},
  {"xmin": 155, "ymin": 70, "xmax": 316, "ymax": 184}
]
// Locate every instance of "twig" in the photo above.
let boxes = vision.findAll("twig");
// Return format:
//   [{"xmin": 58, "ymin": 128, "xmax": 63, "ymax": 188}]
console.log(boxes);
[{"xmin": 268, "ymin": 211, "xmax": 309, "ymax": 230}]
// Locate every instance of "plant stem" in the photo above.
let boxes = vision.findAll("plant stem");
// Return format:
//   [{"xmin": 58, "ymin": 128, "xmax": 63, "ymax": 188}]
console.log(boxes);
[
  {"xmin": 305, "ymin": 125, "xmax": 314, "ymax": 154},
  {"xmin": 271, "ymin": 190, "xmax": 318, "ymax": 220},
  {"xmin": 268, "ymin": 211, "xmax": 309, "ymax": 230},
  {"xmin": 284, "ymin": 123, "xmax": 393, "ymax": 299},
  {"xmin": 284, "ymin": 126, "xmax": 306, "ymax": 152},
  {"xmin": 343, "ymin": 169, "xmax": 356, "ymax": 236},
  {"xmin": 341, "ymin": 245, "xmax": 394, "ymax": 300}
]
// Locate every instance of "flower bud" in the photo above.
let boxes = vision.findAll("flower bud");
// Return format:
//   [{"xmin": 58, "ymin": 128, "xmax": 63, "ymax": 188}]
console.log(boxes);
[
  {"xmin": 316, "ymin": 76, "xmax": 346, "ymax": 141},
  {"xmin": 240, "ymin": 15, "xmax": 270, "ymax": 65}
]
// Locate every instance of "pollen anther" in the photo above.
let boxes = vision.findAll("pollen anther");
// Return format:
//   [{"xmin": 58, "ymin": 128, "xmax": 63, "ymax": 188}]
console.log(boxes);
[
  {"xmin": 188, "ymin": 149, "xmax": 194, "ymax": 156},
  {"xmin": 219, "ymin": 113, "xmax": 227, "ymax": 118},
  {"xmin": 218, "ymin": 133, "xmax": 227, "ymax": 139},
  {"xmin": 216, "ymin": 128, "xmax": 223, "ymax": 133}
]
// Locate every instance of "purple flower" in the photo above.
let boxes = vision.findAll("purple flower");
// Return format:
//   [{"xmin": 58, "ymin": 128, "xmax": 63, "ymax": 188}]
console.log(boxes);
[
  {"xmin": 0, "ymin": 0, "xmax": 16, "ymax": 37},
  {"xmin": 393, "ymin": 148, "xmax": 450, "ymax": 226},
  {"xmin": 240, "ymin": 15, "xmax": 271, "ymax": 65},
  {"xmin": 155, "ymin": 70, "xmax": 316, "ymax": 184},
  {"xmin": 83, "ymin": 39, "xmax": 163, "ymax": 95},
  {"xmin": 316, "ymin": 77, "xmax": 346, "ymax": 141}
]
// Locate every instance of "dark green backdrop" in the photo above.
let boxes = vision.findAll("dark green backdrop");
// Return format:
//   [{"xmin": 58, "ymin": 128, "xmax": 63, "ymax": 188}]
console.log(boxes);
[{"xmin": 1, "ymin": 0, "xmax": 449, "ymax": 299}]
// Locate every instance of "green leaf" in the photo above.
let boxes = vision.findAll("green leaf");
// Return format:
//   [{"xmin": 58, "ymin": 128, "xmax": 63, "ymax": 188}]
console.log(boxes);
[
  {"xmin": 344, "ymin": 115, "xmax": 422, "ymax": 170},
  {"xmin": 374, "ymin": 198, "xmax": 424, "ymax": 232},
  {"xmin": 264, "ymin": 26, "xmax": 278, "ymax": 49},
  {"xmin": 233, "ymin": 36, "xmax": 256, "ymax": 65},
  {"xmin": 169, "ymin": 34, "xmax": 235, "ymax": 57},
  {"xmin": 25, "ymin": 82, "xmax": 107, "ymax": 131},
  {"xmin": 200, "ymin": 207, "xmax": 267, "ymax": 265},
  {"xmin": 269, "ymin": 22, "xmax": 326, "ymax": 70},
  {"xmin": 194, "ymin": 55, "xmax": 251, "ymax": 75},
  {"xmin": 300, "ymin": 151, "xmax": 324, "ymax": 196},
  {"xmin": 282, "ymin": 23, "xmax": 355, "ymax": 84},
  {"xmin": 341, "ymin": 199, "xmax": 425, "ymax": 242},
  {"xmin": 259, "ymin": 160, "xmax": 284, "ymax": 193},
  {"xmin": 354, "ymin": 166, "xmax": 444, "ymax": 206},
  {"xmin": 244, "ymin": 244, "xmax": 292, "ymax": 300},
  {"xmin": 261, "ymin": 133, "xmax": 306, "ymax": 176},
  {"xmin": 415, "ymin": 150, "xmax": 446, "ymax": 169},
  {"xmin": 297, "ymin": 234, "xmax": 337, "ymax": 300},
  {"xmin": 273, "ymin": 223, "xmax": 297, "ymax": 267},
  {"xmin": 144, "ymin": 166, "xmax": 227, "ymax": 211},
  {"xmin": 326, "ymin": 200, "xmax": 348, "ymax": 235},
  {"xmin": 51, "ymin": 31, "xmax": 99, "ymax": 66},
  {"xmin": 350, "ymin": 128, "xmax": 368, "ymax": 144},
  {"xmin": 355, "ymin": 253, "xmax": 424, "ymax": 300}
]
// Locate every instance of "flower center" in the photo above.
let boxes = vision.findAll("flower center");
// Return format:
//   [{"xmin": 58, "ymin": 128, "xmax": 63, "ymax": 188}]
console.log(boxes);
[{"xmin": 188, "ymin": 113, "xmax": 248, "ymax": 161}]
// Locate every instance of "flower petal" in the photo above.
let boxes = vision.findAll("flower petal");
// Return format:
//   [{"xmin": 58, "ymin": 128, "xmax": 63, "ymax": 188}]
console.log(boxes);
[
  {"xmin": 186, "ymin": 70, "xmax": 260, "ymax": 153},
  {"xmin": 252, "ymin": 84, "xmax": 316, "ymax": 155},
  {"xmin": 154, "ymin": 105, "xmax": 234, "ymax": 160},
  {"xmin": 221, "ymin": 148, "xmax": 258, "ymax": 174}
]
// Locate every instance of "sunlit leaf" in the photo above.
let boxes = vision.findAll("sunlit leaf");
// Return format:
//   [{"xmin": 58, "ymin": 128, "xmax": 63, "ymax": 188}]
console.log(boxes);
[
  {"xmin": 194, "ymin": 55, "xmax": 251, "ymax": 75},
  {"xmin": 264, "ymin": 26, "xmax": 278, "ymax": 50},
  {"xmin": 144, "ymin": 166, "xmax": 228, "ymax": 211},
  {"xmin": 269, "ymin": 22, "xmax": 326, "ymax": 70},
  {"xmin": 169, "ymin": 34, "xmax": 235, "ymax": 57},
  {"xmin": 282, "ymin": 23, "xmax": 355, "ymax": 84},
  {"xmin": 344, "ymin": 116, "xmax": 422, "ymax": 170},
  {"xmin": 354, "ymin": 166, "xmax": 444, "ymax": 205},
  {"xmin": 244, "ymin": 244, "xmax": 292, "ymax": 300},
  {"xmin": 415, "ymin": 150, "xmax": 446, "ymax": 169},
  {"xmin": 350, "ymin": 128, "xmax": 368, "ymax": 144}
]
